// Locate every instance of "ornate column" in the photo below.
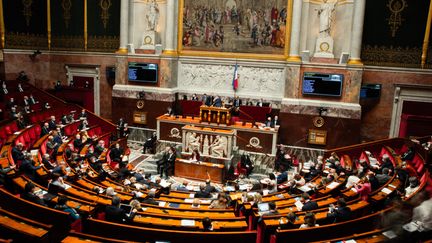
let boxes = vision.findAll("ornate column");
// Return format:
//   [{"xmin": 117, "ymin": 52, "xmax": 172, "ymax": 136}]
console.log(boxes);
[
  {"xmin": 348, "ymin": 0, "xmax": 366, "ymax": 65},
  {"xmin": 118, "ymin": 0, "xmax": 129, "ymax": 54},
  {"xmin": 128, "ymin": 0, "xmax": 134, "ymax": 49},
  {"xmin": 163, "ymin": 0, "xmax": 176, "ymax": 55},
  {"xmin": 287, "ymin": 0, "xmax": 303, "ymax": 62}
]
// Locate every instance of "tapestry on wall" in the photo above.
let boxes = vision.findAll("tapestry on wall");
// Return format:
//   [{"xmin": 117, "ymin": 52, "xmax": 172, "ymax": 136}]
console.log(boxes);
[{"xmin": 181, "ymin": 0, "xmax": 288, "ymax": 55}]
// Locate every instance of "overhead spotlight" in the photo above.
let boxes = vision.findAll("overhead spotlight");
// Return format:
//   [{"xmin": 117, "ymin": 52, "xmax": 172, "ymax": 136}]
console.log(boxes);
[{"xmin": 29, "ymin": 50, "xmax": 42, "ymax": 61}]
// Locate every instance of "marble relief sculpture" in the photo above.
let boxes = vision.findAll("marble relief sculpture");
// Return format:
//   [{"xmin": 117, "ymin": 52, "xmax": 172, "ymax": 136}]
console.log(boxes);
[{"xmin": 210, "ymin": 135, "xmax": 228, "ymax": 157}]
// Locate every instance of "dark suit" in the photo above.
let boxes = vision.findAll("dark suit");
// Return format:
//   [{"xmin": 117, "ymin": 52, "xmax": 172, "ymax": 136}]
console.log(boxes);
[
  {"xmin": 195, "ymin": 190, "xmax": 211, "ymax": 198},
  {"xmin": 369, "ymin": 176, "xmax": 380, "ymax": 191},
  {"xmin": 48, "ymin": 120, "xmax": 57, "ymax": 131},
  {"xmin": 21, "ymin": 192, "xmax": 47, "ymax": 206},
  {"xmin": 109, "ymin": 148, "xmax": 123, "ymax": 162},
  {"xmin": 105, "ymin": 205, "xmax": 134, "ymax": 223},
  {"xmin": 73, "ymin": 139, "xmax": 83, "ymax": 151},
  {"xmin": 233, "ymin": 98, "xmax": 242, "ymax": 107},
  {"xmin": 61, "ymin": 116, "xmax": 68, "ymax": 125},
  {"xmin": 11, "ymin": 147, "xmax": 25, "ymax": 164},
  {"xmin": 302, "ymin": 200, "xmax": 318, "ymax": 211},
  {"xmin": 41, "ymin": 126, "xmax": 50, "ymax": 137},
  {"xmin": 204, "ymin": 184, "xmax": 217, "ymax": 193},
  {"xmin": 142, "ymin": 197, "xmax": 159, "ymax": 206},
  {"xmin": 327, "ymin": 206, "xmax": 352, "ymax": 222},
  {"xmin": 20, "ymin": 159, "xmax": 41, "ymax": 180},
  {"xmin": 265, "ymin": 120, "xmax": 273, "ymax": 127},
  {"xmin": 162, "ymin": 153, "xmax": 176, "ymax": 177},
  {"xmin": 79, "ymin": 112, "xmax": 87, "ymax": 119},
  {"xmin": 213, "ymin": 97, "xmax": 222, "ymax": 107}
]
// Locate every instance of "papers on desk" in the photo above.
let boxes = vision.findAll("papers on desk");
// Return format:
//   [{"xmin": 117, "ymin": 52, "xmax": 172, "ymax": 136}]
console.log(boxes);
[
  {"xmin": 294, "ymin": 201, "xmax": 304, "ymax": 211},
  {"xmin": 238, "ymin": 184, "xmax": 253, "ymax": 191},
  {"xmin": 181, "ymin": 219, "xmax": 196, "ymax": 227},
  {"xmin": 381, "ymin": 187, "xmax": 393, "ymax": 195},
  {"xmin": 64, "ymin": 184, "xmax": 71, "ymax": 190},
  {"xmin": 189, "ymin": 193, "xmax": 195, "ymax": 198},
  {"xmin": 351, "ymin": 188, "xmax": 358, "ymax": 193},
  {"xmin": 276, "ymin": 194, "xmax": 285, "ymax": 199},
  {"xmin": 298, "ymin": 185, "xmax": 312, "ymax": 192},
  {"xmin": 184, "ymin": 198, "xmax": 194, "ymax": 203},
  {"xmin": 159, "ymin": 180, "xmax": 171, "ymax": 188},
  {"xmin": 200, "ymin": 199, "xmax": 211, "ymax": 204},
  {"xmin": 382, "ymin": 230, "xmax": 397, "ymax": 239},
  {"xmin": 388, "ymin": 184, "xmax": 397, "ymax": 188},
  {"xmin": 30, "ymin": 149, "xmax": 39, "ymax": 156},
  {"xmin": 224, "ymin": 186, "xmax": 235, "ymax": 192},
  {"xmin": 326, "ymin": 182, "xmax": 340, "ymax": 189},
  {"xmin": 158, "ymin": 201, "xmax": 166, "ymax": 207},
  {"xmin": 403, "ymin": 221, "xmax": 422, "ymax": 232},
  {"xmin": 263, "ymin": 189, "xmax": 269, "ymax": 196}
]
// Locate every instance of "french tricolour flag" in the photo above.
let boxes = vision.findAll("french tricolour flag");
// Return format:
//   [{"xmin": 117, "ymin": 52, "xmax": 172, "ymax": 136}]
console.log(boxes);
[{"xmin": 233, "ymin": 64, "xmax": 239, "ymax": 91}]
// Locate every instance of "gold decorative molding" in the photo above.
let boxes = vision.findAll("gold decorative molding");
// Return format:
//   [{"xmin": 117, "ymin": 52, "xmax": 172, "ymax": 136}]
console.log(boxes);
[
  {"xmin": 87, "ymin": 35, "xmax": 119, "ymax": 52},
  {"xmin": 84, "ymin": 0, "xmax": 87, "ymax": 51},
  {"xmin": 62, "ymin": 0, "xmax": 72, "ymax": 29},
  {"xmin": 421, "ymin": 0, "xmax": 432, "ymax": 69},
  {"xmin": 51, "ymin": 35, "xmax": 84, "ymax": 51},
  {"xmin": 362, "ymin": 45, "xmax": 421, "ymax": 68},
  {"xmin": 22, "ymin": 0, "xmax": 33, "ymax": 27},
  {"xmin": 387, "ymin": 0, "xmax": 407, "ymax": 37},
  {"xmin": 287, "ymin": 55, "xmax": 301, "ymax": 62},
  {"xmin": 47, "ymin": 0, "xmax": 51, "ymax": 50},
  {"xmin": 347, "ymin": 58, "xmax": 363, "ymax": 66},
  {"xmin": 5, "ymin": 32, "xmax": 47, "ymax": 49},
  {"xmin": 285, "ymin": 0, "xmax": 293, "ymax": 58},
  {"xmin": 116, "ymin": 47, "xmax": 128, "ymax": 54},
  {"xmin": 162, "ymin": 49, "xmax": 178, "ymax": 56},
  {"xmin": 99, "ymin": 0, "xmax": 112, "ymax": 29},
  {"xmin": 0, "ymin": 0, "xmax": 5, "ymax": 48}
]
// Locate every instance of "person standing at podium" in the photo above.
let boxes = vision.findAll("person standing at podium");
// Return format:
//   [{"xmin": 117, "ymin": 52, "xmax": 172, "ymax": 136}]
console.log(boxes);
[{"xmin": 212, "ymin": 95, "xmax": 222, "ymax": 107}]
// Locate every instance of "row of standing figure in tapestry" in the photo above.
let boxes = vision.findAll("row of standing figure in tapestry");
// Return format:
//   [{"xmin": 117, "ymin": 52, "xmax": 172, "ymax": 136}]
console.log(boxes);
[{"xmin": 183, "ymin": 3, "xmax": 287, "ymax": 48}]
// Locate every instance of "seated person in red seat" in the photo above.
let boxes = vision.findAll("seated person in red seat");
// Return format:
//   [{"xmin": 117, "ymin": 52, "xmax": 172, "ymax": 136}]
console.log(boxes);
[
  {"xmin": 94, "ymin": 140, "xmax": 106, "ymax": 158},
  {"xmin": 78, "ymin": 109, "xmax": 87, "ymax": 119},
  {"xmin": 78, "ymin": 119, "xmax": 89, "ymax": 131},
  {"xmin": 109, "ymin": 143, "xmax": 124, "ymax": 162},
  {"xmin": 12, "ymin": 143, "xmax": 25, "ymax": 165},
  {"xmin": 48, "ymin": 116, "xmax": 57, "ymax": 131},
  {"xmin": 73, "ymin": 134, "xmax": 83, "ymax": 152},
  {"xmin": 40, "ymin": 122, "xmax": 50, "ymax": 137}
]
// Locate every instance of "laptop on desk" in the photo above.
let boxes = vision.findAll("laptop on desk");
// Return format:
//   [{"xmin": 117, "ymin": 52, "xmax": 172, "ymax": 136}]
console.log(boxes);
[{"xmin": 258, "ymin": 202, "xmax": 270, "ymax": 212}]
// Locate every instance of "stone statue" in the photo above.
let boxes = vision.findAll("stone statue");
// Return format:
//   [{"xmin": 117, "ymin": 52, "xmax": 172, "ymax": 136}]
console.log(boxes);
[
  {"xmin": 210, "ymin": 135, "xmax": 227, "ymax": 157},
  {"xmin": 146, "ymin": 0, "xmax": 159, "ymax": 31},
  {"xmin": 317, "ymin": 0, "xmax": 337, "ymax": 37}
]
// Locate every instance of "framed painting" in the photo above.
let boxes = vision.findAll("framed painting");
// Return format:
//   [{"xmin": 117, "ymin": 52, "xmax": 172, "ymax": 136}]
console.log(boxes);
[{"xmin": 177, "ymin": 0, "xmax": 291, "ymax": 59}]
